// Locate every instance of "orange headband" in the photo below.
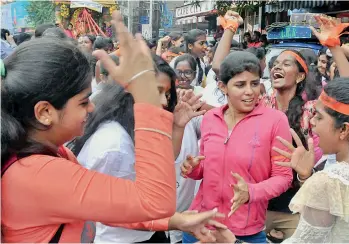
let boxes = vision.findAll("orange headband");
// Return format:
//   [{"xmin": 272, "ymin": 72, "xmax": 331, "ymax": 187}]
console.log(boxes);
[
  {"xmin": 319, "ymin": 91, "xmax": 349, "ymax": 115},
  {"xmin": 282, "ymin": 51, "xmax": 309, "ymax": 75}
]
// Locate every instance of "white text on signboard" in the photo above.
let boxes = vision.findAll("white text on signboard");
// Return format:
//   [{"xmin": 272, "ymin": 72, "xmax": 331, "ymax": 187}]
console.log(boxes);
[
  {"xmin": 175, "ymin": 1, "xmax": 214, "ymax": 18},
  {"xmin": 142, "ymin": 24, "xmax": 152, "ymax": 40}
]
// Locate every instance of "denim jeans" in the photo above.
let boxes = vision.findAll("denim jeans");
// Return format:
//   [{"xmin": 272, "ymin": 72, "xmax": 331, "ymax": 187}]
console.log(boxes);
[{"xmin": 183, "ymin": 231, "xmax": 267, "ymax": 244}]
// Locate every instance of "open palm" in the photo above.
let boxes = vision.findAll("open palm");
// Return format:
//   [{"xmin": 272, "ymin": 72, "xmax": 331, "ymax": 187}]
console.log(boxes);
[
  {"xmin": 310, "ymin": 15, "xmax": 349, "ymax": 46},
  {"xmin": 272, "ymin": 129, "xmax": 315, "ymax": 180},
  {"xmin": 173, "ymin": 91, "xmax": 205, "ymax": 128}
]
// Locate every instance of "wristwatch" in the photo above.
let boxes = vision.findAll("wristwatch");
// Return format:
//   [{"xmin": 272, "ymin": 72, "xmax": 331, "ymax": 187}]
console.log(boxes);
[{"xmin": 235, "ymin": 239, "xmax": 244, "ymax": 243}]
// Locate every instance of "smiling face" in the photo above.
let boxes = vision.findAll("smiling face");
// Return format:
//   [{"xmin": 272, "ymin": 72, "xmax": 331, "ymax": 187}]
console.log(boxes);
[
  {"xmin": 218, "ymin": 71, "xmax": 261, "ymax": 113},
  {"xmin": 270, "ymin": 52, "xmax": 306, "ymax": 90},
  {"xmin": 175, "ymin": 60, "xmax": 196, "ymax": 88},
  {"xmin": 317, "ymin": 54, "xmax": 328, "ymax": 76},
  {"xmin": 32, "ymin": 86, "xmax": 95, "ymax": 148}
]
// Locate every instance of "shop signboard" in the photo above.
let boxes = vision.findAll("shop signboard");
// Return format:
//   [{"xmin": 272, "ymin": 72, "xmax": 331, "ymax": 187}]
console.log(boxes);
[
  {"xmin": 267, "ymin": 26, "xmax": 312, "ymax": 40},
  {"xmin": 142, "ymin": 24, "xmax": 152, "ymax": 40},
  {"xmin": 175, "ymin": 0, "xmax": 214, "ymax": 18}
]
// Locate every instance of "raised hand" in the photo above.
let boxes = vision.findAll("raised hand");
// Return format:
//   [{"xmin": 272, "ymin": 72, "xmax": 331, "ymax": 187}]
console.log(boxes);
[
  {"xmin": 310, "ymin": 15, "xmax": 349, "ymax": 47},
  {"xmin": 169, "ymin": 209, "xmax": 227, "ymax": 243},
  {"xmin": 310, "ymin": 15, "xmax": 338, "ymax": 44},
  {"xmin": 160, "ymin": 35, "xmax": 171, "ymax": 44},
  {"xmin": 93, "ymin": 11, "xmax": 160, "ymax": 106},
  {"xmin": 173, "ymin": 91, "xmax": 206, "ymax": 128},
  {"xmin": 228, "ymin": 172, "xmax": 249, "ymax": 217},
  {"xmin": 272, "ymin": 128, "xmax": 315, "ymax": 180},
  {"xmin": 224, "ymin": 10, "xmax": 243, "ymax": 26},
  {"xmin": 180, "ymin": 155, "xmax": 205, "ymax": 177}
]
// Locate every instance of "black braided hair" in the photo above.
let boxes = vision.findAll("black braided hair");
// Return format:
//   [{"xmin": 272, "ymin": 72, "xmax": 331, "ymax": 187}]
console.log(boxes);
[{"xmin": 281, "ymin": 50, "xmax": 308, "ymax": 149}]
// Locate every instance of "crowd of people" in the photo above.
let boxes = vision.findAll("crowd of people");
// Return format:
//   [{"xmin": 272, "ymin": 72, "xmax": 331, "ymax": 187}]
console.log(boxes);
[{"xmin": 1, "ymin": 10, "xmax": 349, "ymax": 243}]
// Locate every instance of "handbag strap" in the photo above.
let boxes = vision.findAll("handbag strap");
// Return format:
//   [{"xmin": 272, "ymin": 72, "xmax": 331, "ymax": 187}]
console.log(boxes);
[{"xmin": 49, "ymin": 224, "xmax": 65, "ymax": 243}]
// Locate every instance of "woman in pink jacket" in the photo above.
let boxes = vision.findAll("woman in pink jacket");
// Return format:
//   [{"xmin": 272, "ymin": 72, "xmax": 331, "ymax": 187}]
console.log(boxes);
[{"xmin": 181, "ymin": 51, "xmax": 293, "ymax": 243}]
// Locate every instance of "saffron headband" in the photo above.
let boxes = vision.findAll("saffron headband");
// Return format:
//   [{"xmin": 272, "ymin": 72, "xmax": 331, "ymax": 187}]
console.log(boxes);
[
  {"xmin": 319, "ymin": 91, "xmax": 349, "ymax": 115},
  {"xmin": 282, "ymin": 51, "xmax": 309, "ymax": 75}
]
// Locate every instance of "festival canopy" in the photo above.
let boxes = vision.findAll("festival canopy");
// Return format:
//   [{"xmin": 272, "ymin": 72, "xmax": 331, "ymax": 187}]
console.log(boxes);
[{"xmin": 54, "ymin": 0, "xmax": 116, "ymax": 7}]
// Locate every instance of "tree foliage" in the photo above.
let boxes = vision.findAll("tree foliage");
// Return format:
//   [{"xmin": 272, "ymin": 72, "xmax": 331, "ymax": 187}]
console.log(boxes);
[
  {"xmin": 215, "ymin": 1, "xmax": 262, "ymax": 16},
  {"xmin": 26, "ymin": 1, "xmax": 56, "ymax": 27}
]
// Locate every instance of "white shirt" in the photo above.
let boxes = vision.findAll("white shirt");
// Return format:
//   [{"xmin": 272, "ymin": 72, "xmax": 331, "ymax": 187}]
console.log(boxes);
[
  {"xmin": 201, "ymin": 78, "xmax": 272, "ymax": 108},
  {"xmin": 91, "ymin": 78, "xmax": 99, "ymax": 94},
  {"xmin": 201, "ymin": 82, "xmax": 227, "ymax": 107},
  {"xmin": 77, "ymin": 121, "xmax": 155, "ymax": 243},
  {"xmin": 170, "ymin": 116, "xmax": 203, "ymax": 243},
  {"xmin": 205, "ymin": 69, "xmax": 216, "ymax": 86},
  {"xmin": 78, "ymin": 118, "xmax": 203, "ymax": 243}
]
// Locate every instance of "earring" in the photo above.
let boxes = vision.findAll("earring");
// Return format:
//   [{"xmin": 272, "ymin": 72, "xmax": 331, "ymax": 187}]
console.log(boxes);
[{"xmin": 44, "ymin": 119, "xmax": 51, "ymax": 126}]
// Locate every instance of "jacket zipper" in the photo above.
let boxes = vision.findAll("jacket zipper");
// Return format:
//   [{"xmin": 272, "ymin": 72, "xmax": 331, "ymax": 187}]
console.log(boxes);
[
  {"xmin": 219, "ymin": 112, "xmax": 258, "ymax": 228},
  {"xmin": 221, "ymin": 125, "xmax": 229, "ymax": 222}
]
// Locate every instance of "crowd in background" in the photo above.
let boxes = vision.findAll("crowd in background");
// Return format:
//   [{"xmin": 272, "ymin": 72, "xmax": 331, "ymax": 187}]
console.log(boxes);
[{"xmin": 1, "ymin": 10, "xmax": 349, "ymax": 244}]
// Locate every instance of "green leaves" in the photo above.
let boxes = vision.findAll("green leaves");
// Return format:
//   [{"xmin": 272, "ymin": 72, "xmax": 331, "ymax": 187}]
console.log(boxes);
[
  {"xmin": 26, "ymin": 1, "xmax": 56, "ymax": 27},
  {"xmin": 215, "ymin": 1, "xmax": 262, "ymax": 16}
]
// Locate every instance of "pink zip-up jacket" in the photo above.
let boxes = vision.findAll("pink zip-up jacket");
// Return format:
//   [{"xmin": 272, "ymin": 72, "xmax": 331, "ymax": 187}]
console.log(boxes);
[{"xmin": 187, "ymin": 104, "xmax": 293, "ymax": 236}]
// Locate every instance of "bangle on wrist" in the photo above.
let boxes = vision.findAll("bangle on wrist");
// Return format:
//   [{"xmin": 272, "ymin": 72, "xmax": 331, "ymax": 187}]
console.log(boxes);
[
  {"xmin": 125, "ymin": 69, "xmax": 155, "ymax": 88},
  {"xmin": 297, "ymin": 168, "xmax": 316, "ymax": 183}
]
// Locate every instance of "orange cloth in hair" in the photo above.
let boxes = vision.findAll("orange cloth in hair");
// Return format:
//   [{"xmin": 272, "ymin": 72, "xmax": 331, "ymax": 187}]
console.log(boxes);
[
  {"xmin": 319, "ymin": 91, "xmax": 349, "ymax": 115},
  {"xmin": 282, "ymin": 51, "xmax": 309, "ymax": 75}
]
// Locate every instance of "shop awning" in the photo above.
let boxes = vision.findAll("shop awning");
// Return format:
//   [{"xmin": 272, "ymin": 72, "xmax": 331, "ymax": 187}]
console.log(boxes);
[
  {"xmin": 93, "ymin": 0, "xmax": 116, "ymax": 7},
  {"xmin": 265, "ymin": 0, "xmax": 338, "ymax": 13},
  {"xmin": 175, "ymin": 16, "xmax": 206, "ymax": 25}
]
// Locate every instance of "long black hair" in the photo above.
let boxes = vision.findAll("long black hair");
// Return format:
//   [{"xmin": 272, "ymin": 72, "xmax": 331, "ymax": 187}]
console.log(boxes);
[
  {"xmin": 70, "ymin": 84, "xmax": 134, "ymax": 155},
  {"xmin": 184, "ymin": 29, "xmax": 206, "ymax": 54},
  {"xmin": 299, "ymin": 49, "xmax": 322, "ymax": 101},
  {"xmin": 152, "ymin": 54, "xmax": 178, "ymax": 113},
  {"xmin": 1, "ymin": 38, "xmax": 91, "ymax": 164},
  {"xmin": 168, "ymin": 32, "xmax": 183, "ymax": 49},
  {"xmin": 279, "ymin": 50, "xmax": 308, "ymax": 148},
  {"xmin": 70, "ymin": 54, "xmax": 178, "ymax": 156}
]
